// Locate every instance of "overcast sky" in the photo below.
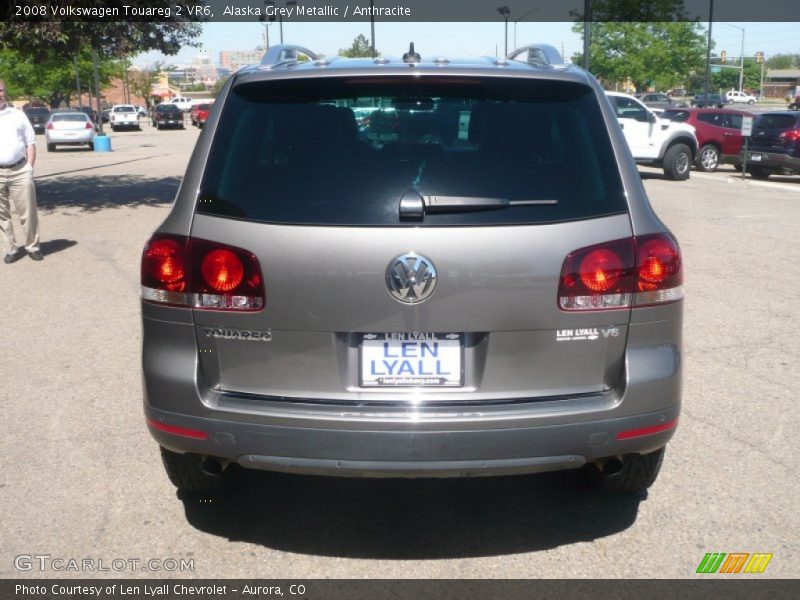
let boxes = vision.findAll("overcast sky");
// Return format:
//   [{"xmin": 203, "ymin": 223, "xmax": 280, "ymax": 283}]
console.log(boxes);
[{"xmin": 134, "ymin": 21, "xmax": 800, "ymax": 68}]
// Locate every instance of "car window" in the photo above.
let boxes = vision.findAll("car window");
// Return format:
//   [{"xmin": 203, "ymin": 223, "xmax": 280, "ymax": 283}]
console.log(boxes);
[
  {"xmin": 198, "ymin": 77, "xmax": 627, "ymax": 227},
  {"xmin": 52, "ymin": 114, "xmax": 89, "ymax": 122},
  {"xmin": 661, "ymin": 110, "xmax": 690, "ymax": 122},
  {"xmin": 724, "ymin": 113, "xmax": 743, "ymax": 129},
  {"xmin": 613, "ymin": 96, "xmax": 649, "ymax": 122},
  {"xmin": 755, "ymin": 114, "xmax": 799, "ymax": 129},
  {"xmin": 696, "ymin": 112, "xmax": 724, "ymax": 126},
  {"xmin": 114, "ymin": 106, "xmax": 136, "ymax": 113}
]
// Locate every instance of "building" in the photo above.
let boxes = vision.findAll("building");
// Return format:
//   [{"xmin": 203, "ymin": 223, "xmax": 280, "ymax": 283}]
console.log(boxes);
[
  {"xmin": 219, "ymin": 47, "xmax": 267, "ymax": 73},
  {"xmin": 763, "ymin": 68, "xmax": 800, "ymax": 99}
]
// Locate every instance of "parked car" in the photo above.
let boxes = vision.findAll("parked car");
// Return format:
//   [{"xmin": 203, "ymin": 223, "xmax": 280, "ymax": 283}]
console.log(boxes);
[
  {"xmin": 660, "ymin": 108, "xmax": 753, "ymax": 172},
  {"xmin": 109, "ymin": 104, "xmax": 140, "ymax": 131},
  {"xmin": 691, "ymin": 93, "xmax": 729, "ymax": 108},
  {"xmin": 606, "ymin": 91, "xmax": 698, "ymax": 180},
  {"xmin": 637, "ymin": 92, "xmax": 687, "ymax": 110},
  {"xmin": 136, "ymin": 105, "xmax": 149, "ymax": 117},
  {"xmin": 788, "ymin": 88, "xmax": 799, "ymax": 110},
  {"xmin": 45, "ymin": 111, "xmax": 96, "ymax": 151},
  {"xmin": 741, "ymin": 111, "xmax": 800, "ymax": 179},
  {"xmin": 190, "ymin": 102, "xmax": 213, "ymax": 128},
  {"xmin": 72, "ymin": 106, "xmax": 98, "ymax": 127},
  {"xmin": 23, "ymin": 106, "xmax": 51, "ymax": 134},
  {"xmin": 151, "ymin": 104, "xmax": 185, "ymax": 129},
  {"xmin": 725, "ymin": 90, "xmax": 757, "ymax": 105},
  {"xmin": 101, "ymin": 108, "xmax": 111, "ymax": 123},
  {"xmin": 168, "ymin": 96, "xmax": 194, "ymax": 112},
  {"xmin": 142, "ymin": 43, "xmax": 684, "ymax": 496},
  {"xmin": 667, "ymin": 88, "xmax": 687, "ymax": 98}
]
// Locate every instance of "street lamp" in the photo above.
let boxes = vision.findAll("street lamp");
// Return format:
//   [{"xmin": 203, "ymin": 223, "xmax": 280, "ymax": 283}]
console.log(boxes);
[
  {"xmin": 512, "ymin": 8, "xmax": 538, "ymax": 51},
  {"xmin": 497, "ymin": 6, "xmax": 510, "ymax": 57},
  {"xmin": 722, "ymin": 22, "xmax": 746, "ymax": 92},
  {"xmin": 265, "ymin": 0, "xmax": 297, "ymax": 45}
]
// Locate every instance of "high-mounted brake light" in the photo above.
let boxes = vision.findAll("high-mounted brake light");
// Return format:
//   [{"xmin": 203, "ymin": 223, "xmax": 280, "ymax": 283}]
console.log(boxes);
[
  {"xmin": 558, "ymin": 234, "xmax": 682, "ymax": 311},
  {"xmin": 141, "ymin": 234, "xmax": 265, "ymax": 311}
]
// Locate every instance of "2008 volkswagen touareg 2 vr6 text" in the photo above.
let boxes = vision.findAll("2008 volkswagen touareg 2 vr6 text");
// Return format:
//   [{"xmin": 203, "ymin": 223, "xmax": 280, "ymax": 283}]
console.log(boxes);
[{"xmin": 141, "ymin": 44, "xmax": 683, "ymax": 495}]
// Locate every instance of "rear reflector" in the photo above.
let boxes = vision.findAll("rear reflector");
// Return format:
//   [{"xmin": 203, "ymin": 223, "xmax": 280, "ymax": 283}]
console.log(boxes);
[
  {"xmin": 558, "ymin": 233, "xmax": 683, "ymax": 311},
  {"xmin": 141, "ymin": 234, "xmax": 265, "ymax": 311},
  {"xmin": 616, "ymin": 417, "xmax": 678, "ymax": 440},
  {"xmin": 146, "ymin": 418, "xmax": 208, "ymax": 440}
]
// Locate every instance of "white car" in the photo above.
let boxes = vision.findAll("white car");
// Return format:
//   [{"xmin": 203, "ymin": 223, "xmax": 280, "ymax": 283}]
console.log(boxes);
[
  {"xmin": 109, "ymin": 104, "xmax": 141, "ymax": 131},
  {"xmin": 606, "ymin": 91, "xmax": 698, "ymax": 180},
  {"xmin": 169, "ymin": 96, "xmax": 194, "ymax": 112},
  {"xmin": 725, "ymin": 90, "xmax": 756, "ymax": 105},
  {"xmin": 45, "ymin": 112, "xmax": 96, "ymax": 151}
]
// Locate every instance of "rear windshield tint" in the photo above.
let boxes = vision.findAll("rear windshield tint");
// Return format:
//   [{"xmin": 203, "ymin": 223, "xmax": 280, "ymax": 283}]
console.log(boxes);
[
  {"xmin": 198, "ymin": 76, "xmax": 627, "ymax": 226},
  {"xmin": 755, "ymin": 114, "xmax": 798, "ymax": 130},
  {"xmin": 53, "ymin": 114, "xmax": 89, "ymax": 122}
]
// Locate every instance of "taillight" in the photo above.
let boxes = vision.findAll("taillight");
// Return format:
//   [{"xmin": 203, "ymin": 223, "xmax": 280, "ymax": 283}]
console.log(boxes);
[
  {"xmin": 85, "ymin": 122, "xmax": 94, "ymax": 129},
  {"xmin": 46, "ymin": 123, "xmax": 54, "ymax": 130},
  {"xmin": 779, "ymin": 129, "xmax": 800, "ymax": 142},
  {"xmin": 558, "ymin": 233, "xmax": 682, "ymax": 311},
  {"xmin": 141, "ymin": 234, "xmax": 265, "ymax": 311}
]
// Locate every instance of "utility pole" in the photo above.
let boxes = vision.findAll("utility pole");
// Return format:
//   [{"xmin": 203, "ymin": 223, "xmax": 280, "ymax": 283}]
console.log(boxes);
[
  {"xmin": 583, "ymin": 0, "xmax": 592, "ymax": 71},
  {"xmin": 370, "ymin": 0, "xmax": 376, "ymax": 58},
  {"xmin": 704, "ymin": 0, "xmax": 714, "ymax": 96},
  {"xmin": 92, "ymin": 48, "xmax": 104, "ymax": 134},
  {"xmin": 738, "ymin": 28, "xmax": 746, "ymax": 91},
  {"xmin": 73, "ymin": 55, "xmax": 81, "ymax": 107}
]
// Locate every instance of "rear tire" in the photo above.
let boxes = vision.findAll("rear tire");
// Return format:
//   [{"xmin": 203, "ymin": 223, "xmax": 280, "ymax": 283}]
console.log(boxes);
[
  {"xmin": 662, "ymin": 143, "xmax": 692, "ymax": 180},
  {"xmin": 88, "ymin": 142, "xmax": 94, "ymax": 151},
  {"xmin": 586, "ymin": 447, "xmax": 666, "ymax": 493},
  {"xmin": 159, "ymin": 447, "xmax": 232, "ymax": 494},
  {"xmin": 749, "ymin": 167, "xmax": 771, "ymax": 180},
  {"xmin": 47, "ymin": 143, "xmax": 55, "ymax": 152},
  {"xmin": 696, "ymin": 144, "xmax": 720, "ymax": 172}
]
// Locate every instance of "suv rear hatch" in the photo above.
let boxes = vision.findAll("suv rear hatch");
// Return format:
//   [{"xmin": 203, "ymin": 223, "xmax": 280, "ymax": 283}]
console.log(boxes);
[
  {"xmin": 188, "ymin": 75, "xmax": 634, "ymax": 403},
  {"xmin": 749, "ymin": 113, "xmax": 800, "ymax": 153}
]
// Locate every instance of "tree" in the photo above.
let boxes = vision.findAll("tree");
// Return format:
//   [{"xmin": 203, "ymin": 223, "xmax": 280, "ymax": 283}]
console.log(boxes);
[
  {"xmin": 338, "ymin": 34, "xmax": 377, "ymax": 58},
  {"xmin": 766, "ymin": 54, "xmax": 800, "ymax": 70},
  {"xmin": 128, "ymin": 63, "xmax": 166, "ymax": 111},
  {"xmin": 712, "ymin": 57, "xmax": 764, "ymax": 92},
  {"xmin": 571, "ymin": 22, "xmax": 707, "ymax": 92},
  {"xmin": 211, "ymin": 77, "xmax": 229, "ymax": 98}
]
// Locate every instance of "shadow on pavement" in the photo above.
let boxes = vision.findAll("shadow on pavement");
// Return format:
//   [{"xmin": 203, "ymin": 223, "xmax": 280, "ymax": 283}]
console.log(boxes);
[
  {"xmin": 40, "ymin": 239, "xmax": 78, "ymax": 257},
  {"xmin": 179, "ymin": 469, "xmax": 644, "ymax": 559},
  {"xmin": 37, "ymin": 174, "xmax": 180, "ymax": 212}
]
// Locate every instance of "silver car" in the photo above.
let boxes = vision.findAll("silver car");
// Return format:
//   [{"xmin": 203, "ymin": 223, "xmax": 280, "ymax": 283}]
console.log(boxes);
[
  {"xmin": 142, "ymin": 44, "xmax": 683, "ymax": 495},
  {"xmin": 45, "ymin": 112, "xmax": 96, "ymax": 151}
]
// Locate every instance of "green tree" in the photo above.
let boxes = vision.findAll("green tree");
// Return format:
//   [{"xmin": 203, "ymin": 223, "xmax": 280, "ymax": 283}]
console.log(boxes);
[
  {"xmin": 338, "ymin": 34, "xmax": 377, "ymax": 58},
  {"xmin": 210, "ymin": 76, "xmax": 229, "ymax": 98},
  {"xmin": 711, "ymin": 57, "xmax": 764, "ymax": 92},
  {"xmin": 128, "ymin": 63, "xmax": 165, "ymax": 111},
  {"xmin": 571, "ymin": 22, "xmax": 707, "ymax": 92},
  {"xmin": 765, "ymin": 54, "xmax": 800, "ymax": 70}
]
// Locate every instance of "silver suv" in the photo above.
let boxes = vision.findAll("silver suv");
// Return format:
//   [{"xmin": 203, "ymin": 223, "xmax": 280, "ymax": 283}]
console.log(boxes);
[{"xmin": 141, "ymin": 44, "xmax": 683, "ymax": 494}]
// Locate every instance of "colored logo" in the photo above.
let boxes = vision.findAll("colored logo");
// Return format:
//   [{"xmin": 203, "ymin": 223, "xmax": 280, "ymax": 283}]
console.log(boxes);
[{"xmin": 696, "ymin": 553, "xmax": 773, "ymax": 574}]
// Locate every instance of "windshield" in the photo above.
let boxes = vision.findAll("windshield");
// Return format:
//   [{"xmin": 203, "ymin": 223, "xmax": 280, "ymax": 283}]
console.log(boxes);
[{"xmin": 198, "ymin": 77, "xmax": 627, "ymax": 227}]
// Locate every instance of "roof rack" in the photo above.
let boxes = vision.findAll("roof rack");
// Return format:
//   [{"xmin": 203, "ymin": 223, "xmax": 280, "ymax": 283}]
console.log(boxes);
[
  {"xmin": 507, "ymin": 44, "xmax": 565, "ymax": 67},
  {"xmin": 259, "ymin": 44, "xmax": 320, "ymax": 69}
]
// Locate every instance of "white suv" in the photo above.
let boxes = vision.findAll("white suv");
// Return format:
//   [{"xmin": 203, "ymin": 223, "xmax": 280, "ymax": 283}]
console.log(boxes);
[
  {"xmin": 725, "ymin": 90, "xmax": 756, "ymax": 105},
  {"xmin": 169, "ymin": 96, "xmax": 194, "ymax": 111},
  {"xmin": 606, "ymin": 92, "xmax": 698, "ymax": 180}
]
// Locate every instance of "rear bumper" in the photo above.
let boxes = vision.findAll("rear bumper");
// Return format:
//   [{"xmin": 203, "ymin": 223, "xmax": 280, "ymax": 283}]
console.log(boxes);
[
  {"xmin": 146, "ymin": 404, "xmax": 679, "ymax": 477},
  {"xmin": 741, "ymin": 150, "xmax": 800, "ymax": 172}
]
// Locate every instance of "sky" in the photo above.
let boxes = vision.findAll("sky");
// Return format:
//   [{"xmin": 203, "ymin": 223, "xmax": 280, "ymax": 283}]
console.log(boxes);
[{"xmin": 134, "ymin": 21, "xmax": 800, "ymax": 68}]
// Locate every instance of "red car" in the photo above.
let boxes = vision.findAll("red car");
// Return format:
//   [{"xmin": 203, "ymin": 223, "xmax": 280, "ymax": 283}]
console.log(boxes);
[
  {"xmin": 661, "ymin": 107, "xmax": 753, "ymax": 172},
  {"xmin": 190, "ymin": 103, "xmax": 213, "ymax": 128}
]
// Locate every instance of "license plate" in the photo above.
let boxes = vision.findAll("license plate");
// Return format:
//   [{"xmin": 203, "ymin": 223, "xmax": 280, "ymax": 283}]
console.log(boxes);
[
  {"xmin": 750, "ymin": 153, "xmax": 762, "ymax": 162},
  {"xmin": 63, "ymin": 132, "xmax": 77, "ymax": 138},
  {"xmin": 360, "ymin": 333, "xmax": 463, "ymax": 387}
]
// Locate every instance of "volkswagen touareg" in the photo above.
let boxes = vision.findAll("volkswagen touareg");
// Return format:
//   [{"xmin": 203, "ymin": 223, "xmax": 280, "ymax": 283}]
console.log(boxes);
[{"xmin": 141, "ymin": 44, "xmax": 683, "ymax": 494}]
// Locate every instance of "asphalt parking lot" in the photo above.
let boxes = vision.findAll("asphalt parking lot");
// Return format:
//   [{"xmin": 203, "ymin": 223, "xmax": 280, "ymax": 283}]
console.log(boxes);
[{"xmin": 1, "ymin": 125, "xmax": 798, "ymax": 579}]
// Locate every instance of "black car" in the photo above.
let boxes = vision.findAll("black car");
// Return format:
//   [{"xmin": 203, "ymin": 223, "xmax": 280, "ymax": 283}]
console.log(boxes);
[
  {"xmin": 692, "ymin": 93, "xmax": 729, "ymax": 108},
  {"xmin": 23, "ymin": 107, "xmax": 51, "ymax": 134},
  {"xmin": 73, "ymin": 106, "xmax": 98, "ymax": 124},
  {"xmin": 742, "ymin": 112, "xmax": 800, "ymax": 179},
  {"xmin": 151, "ymin": 104, "xmax": 184, "ymax": 130}
]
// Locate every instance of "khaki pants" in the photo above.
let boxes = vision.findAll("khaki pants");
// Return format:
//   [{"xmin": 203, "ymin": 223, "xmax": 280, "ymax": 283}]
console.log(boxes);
[{"xmin": 0, "ymin": 161, "xmax": 40, "ymax": 255}]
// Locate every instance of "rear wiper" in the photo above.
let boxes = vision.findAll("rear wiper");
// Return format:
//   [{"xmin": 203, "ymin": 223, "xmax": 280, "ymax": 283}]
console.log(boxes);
[{"xmin": 400, "ymin": 190, "xmax": 557, "ymax": 220}]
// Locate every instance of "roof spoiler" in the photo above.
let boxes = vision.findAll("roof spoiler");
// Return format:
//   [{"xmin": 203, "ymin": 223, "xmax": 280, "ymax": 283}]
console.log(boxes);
[
  {"xmin": 259, "ymin": 44, "xmax": 320, "ymax": 69},
  {"xmin": 507, "ymin": 44, "xmax": 565, "ymax": 67}
]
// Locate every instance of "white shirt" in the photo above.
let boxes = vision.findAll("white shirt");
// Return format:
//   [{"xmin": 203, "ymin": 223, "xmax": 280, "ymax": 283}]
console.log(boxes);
[{"xmin": 0, "ymin": 106, "xmax": 36, "ymax": 165}]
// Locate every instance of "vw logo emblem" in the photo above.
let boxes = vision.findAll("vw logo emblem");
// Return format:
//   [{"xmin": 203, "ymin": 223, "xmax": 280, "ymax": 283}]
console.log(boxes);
[{"xmin": 386, "ymin": 253, "xmax": 437, "ymax": 304}]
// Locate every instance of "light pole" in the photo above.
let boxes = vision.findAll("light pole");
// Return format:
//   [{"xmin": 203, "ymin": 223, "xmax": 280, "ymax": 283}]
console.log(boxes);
[
  {"xmin": 723, "ymin": 22, "xmax": 746, "ymax": 91},
  {"xmin": 265, "ymin": 0, "xmax": 297, "ymax": 44},
  {"xmin": 512, "ymin": 8, "xmax": 538, "ymax": 51},
  {"xmin": 497, "ymin": 6, "xmax": 510, "ymax": 57}
]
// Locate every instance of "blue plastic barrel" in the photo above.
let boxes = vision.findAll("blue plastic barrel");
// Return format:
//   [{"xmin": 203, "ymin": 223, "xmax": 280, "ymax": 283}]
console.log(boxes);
[{"xmin": 94, "ymin": 135, "xmax": 112, "ymax": 152}]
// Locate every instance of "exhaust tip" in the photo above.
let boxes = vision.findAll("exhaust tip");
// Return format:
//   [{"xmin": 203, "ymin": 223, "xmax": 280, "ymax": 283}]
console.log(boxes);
[
  {"xmin": 200, "ymin": 457, "xmax": 228, "ymax": 476},
  {"xmin": 598, "ymin": 457, "xmax": 624, "ymax": 476}
]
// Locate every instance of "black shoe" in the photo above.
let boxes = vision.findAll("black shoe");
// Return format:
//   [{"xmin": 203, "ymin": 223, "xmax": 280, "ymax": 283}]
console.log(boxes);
[
  {"xmin": 28, "ymin": 250, "xmax": 44, "ymax": 261},
  {"xmin": 4, "ymin": 249, "xmax": 21, "ymax": 264}
]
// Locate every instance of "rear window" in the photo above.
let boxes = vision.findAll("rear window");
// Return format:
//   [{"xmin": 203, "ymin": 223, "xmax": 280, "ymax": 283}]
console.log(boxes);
[
  {"xmin": 755, "ymin": 114, "xmax": 798, "ymax": 130},
  {"xmin": 114, "ymin": 106, "xmax": 135, "ymax": 113},
  {"xmin": 198, "ymin": 76, "xmax": 627, "ymax": 226},
  {"xmin": 25, "ymin": 108, "xmax": 50, "ymax": 116},
  {"xmin": 52, "ymin": 113, "xmax": 89, "ymax": 122}
]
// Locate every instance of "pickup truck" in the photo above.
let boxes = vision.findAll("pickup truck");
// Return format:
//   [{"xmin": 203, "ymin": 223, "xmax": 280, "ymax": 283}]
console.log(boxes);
[{"xmin": 109, "ymin": 105, "xmax": 141, "ymax": 131}]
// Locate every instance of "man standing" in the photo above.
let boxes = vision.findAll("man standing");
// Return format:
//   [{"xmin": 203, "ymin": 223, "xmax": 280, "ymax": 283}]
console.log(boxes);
[{"xmin": 0, "ymin": 79, "xmax": 43, "ymax": 263}]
